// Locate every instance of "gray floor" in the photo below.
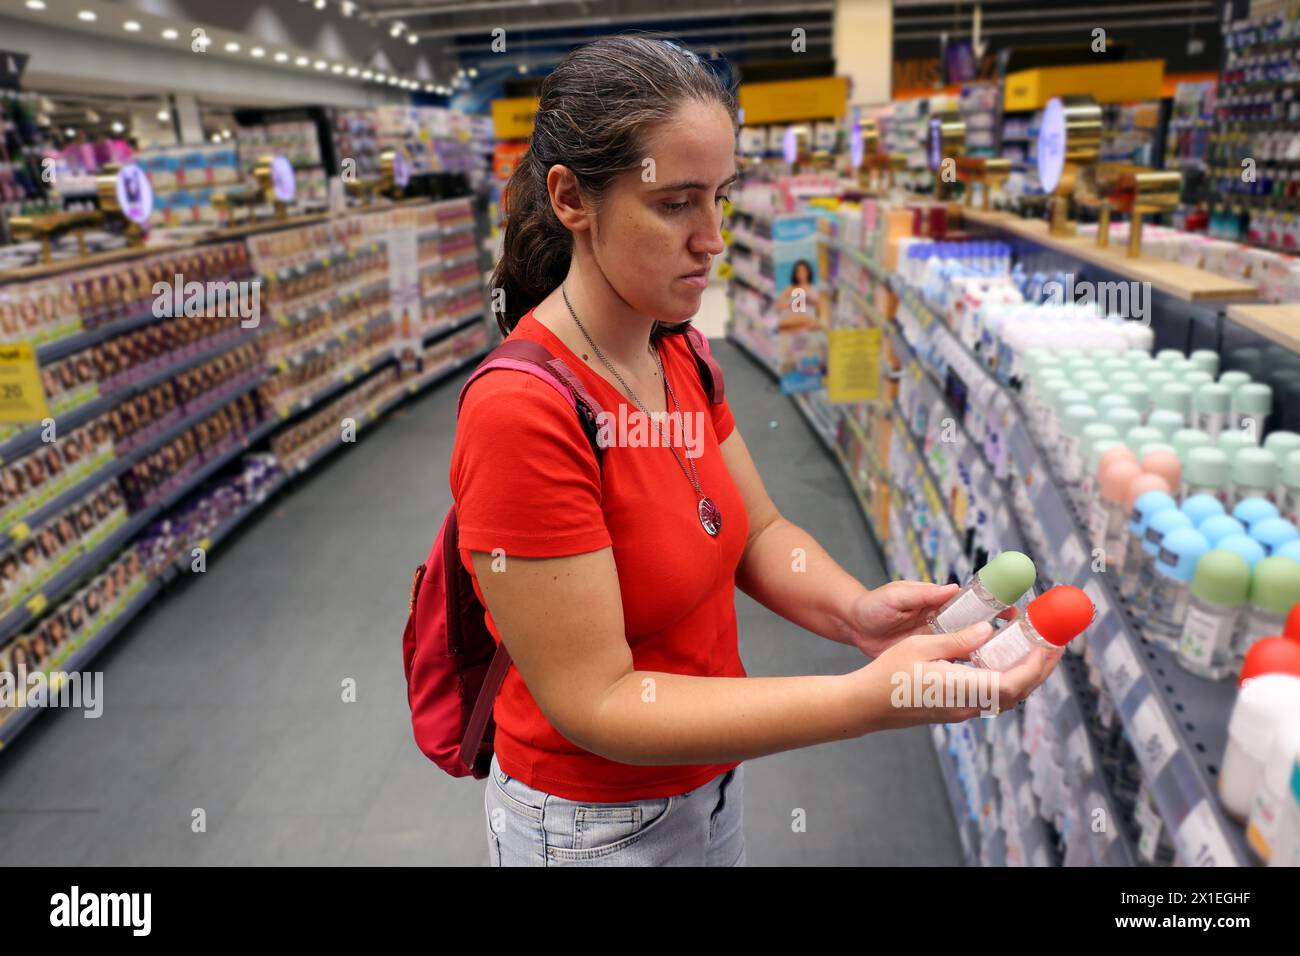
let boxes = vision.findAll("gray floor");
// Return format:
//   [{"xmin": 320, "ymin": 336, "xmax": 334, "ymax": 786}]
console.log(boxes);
[{"xmin": 0, "ymin": 337, "xmax": 963, "ymax": 865}]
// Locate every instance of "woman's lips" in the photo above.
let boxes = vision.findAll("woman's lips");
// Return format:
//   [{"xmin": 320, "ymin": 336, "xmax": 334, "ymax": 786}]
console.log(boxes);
[{"xmin": 678, "ymin": 271, "xmax": 709, "ymax": 289}]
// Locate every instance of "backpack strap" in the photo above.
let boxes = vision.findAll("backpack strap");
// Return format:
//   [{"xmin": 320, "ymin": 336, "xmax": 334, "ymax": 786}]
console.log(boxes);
[{"xmin": 682, "ymin": 326, "xmax": 726, "ymax": 406}]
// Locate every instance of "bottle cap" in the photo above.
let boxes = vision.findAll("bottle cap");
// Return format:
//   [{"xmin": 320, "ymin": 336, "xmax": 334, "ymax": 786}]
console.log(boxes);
[
  {"xmin": 1087, "ymin": 439, "xmax": 1128, "ymax": 475},
  {"xmin": 1218, "ymin": 369, "xmax": 1252, "ymax": 394},
  {"xmin": 1286, "ymin": 602, "xmax": 1300, "ymax": 641},
  {"xmin": 1170, "ymin": 359, "xmax": 1200, "ymax": 378},
  {"xmin": 1080, "ymin": 423, "xmax": 1119, "ymax": 464},
  {"xmin": 1182, "ymin": 370, "xmax": 1215, "ymax": 393},
  {"xmin": 1283, "ymin": 450, "xmax": 1300, "ymax": 491},
  {"xmin": 1124, "ymin": 348, "xmax": 1151, "ymax": 365},
  {"xmin": 1155, "ymin": 348, "xmax": 1184, "ymax": 366},
  {"xmin": 1275, "ymin": 539, "xmax": 1300, "ymax": 567},
  {"xmin": 1025, "ymin": 585, "xmax": 1095, "ymax": 647},
  {"xmin": 976, "ymin": 550, "xmax": 1037, "ymax": 607},
  {"xmin": 1214, "ymin": 534, "xmax": 1267, "ymax": 571},
  {"xmin": 1055, "ymin": 388, "xmax": 1090, "ymax": 412},
  {"xmin": 1190, "ymin": 349, "xmax": 1221, "ymax": 378},
  {"xmin": 1146, "ymin": 409, "xmax": 1188, "ymax": 441},
  {"xmin": 1250, "ymin": 516, "xmax": 1299, "ymax": 555},
  {"xmin": 1218, "ymin": 429, "xmax": 1257, "ymax": 462},
  {"xmin": 1101, "ymin": 458, "xmax": 1142, "ymax": 502},
  {"xmin": 1144, "ymin": 509, "xmax": 1193, "ymax": 556},
  {"xmin": 1263, "ymin": 430, "xmax": 1300, "ymax": 462},
  {"xmin": 1118, "ymin": 382, "xmax": 1151, "ymax": 412},
  {"xmin": 1103, "ymin": 406, "xmax": 1142, "ymax": 435},
  {"xmin": 1184, "ymin": 446, "xmax": 1231, "ymax": 489},
  {"xmin": 1141, "ymin": 450, "xmax": 1181, "ymax": 491},
  {"xmin": 1232, "ymin": 447, "xmax": 1280, "ymax": 490},
  {"xmin": 1096, "ymin": 394, "xmax": 1132, "ymax": 416},
  {"xmin": 1228, "ymin": 677, "xmax": 1300, "ymax": 763},
  {"xmin": 1121, "ymin": 425, "xmax": 1161, "ymax": 455},
  {"xmin": 1129, "ymin": 490, "xmax": 1177, "ymax": 533},
  {"xmin": 1124, "ymin": 472, "xmax": 1172, "ymax": 511},
  {"xmin": 1199, "ymin": 513, "xmax": 1246, "ymax": 545},
  {"xmin": 1081, "ymin": 380, "xmax": 1110, "ymax": 402},
  {"xmin": 1193, "ymin": 383, "xmax": 1232, "ymax": 415},
  {"xmin": 1190, "ymin": 549, "xmax": 1251, "ymax": 606},
  {"xmin": 1237, "ymin": 647, "xmax": 1300, "ymax": 686},
  {"xmin": 1231, "ymin": 382, "xmax": 1273, "ymax": 417},
  {"xmin": 1153, "ymin": 528, "xmax": 1211, "ymax": 583},
  {"xmin": 1138, "ymin": 441, "xmax": 1178, "ymax": 465},
  {"xmin": 1248, "ymin": 556, "xmax": 1300, "ymax": 615},
  {"xmin": 1062, "ymin": 404, "xmax": 1098, "ymax": 437},
  {"xmin": 1232, "ymin": 496, "xmax": 1280, "ymax": 527},
  {"xmin": 1155, "ymin": 382, "xmax": 1193, "ymax": 417},
  {"xmin": 1146, "ymin": 370, "xmax": 1177, "ymax": 394},
  {"xmin": 1109, "ymin": 370, "xmax": 1139, "ymax": 387},
  {"xmin": 1170, "ymin": 427, "xmax": 1212, "ymax": 462},
  {"xmin": 1181, "ymin": 492, "xmax": 1226, "ymax": 526}
]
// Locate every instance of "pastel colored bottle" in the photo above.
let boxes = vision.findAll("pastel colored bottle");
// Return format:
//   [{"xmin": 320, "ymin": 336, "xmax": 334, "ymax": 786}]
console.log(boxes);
[
  {"xmin": 1199, "ymin": 514, "xmax": 1247, "ymax": 547},
  {"xmin": 1277, "ymin": 540, "xmax": 1300, "ymax": 567},
  {"xmin": 1251, "ymin": 517, "xmax": 1299, "ymax": 557},
  {"xmin": 1234, "ymin": 496, "xmax": 1280, "ymax": 528},
  {"xmin": 1231, "ymin": 382, "xmax": 1273, "ymax": 438},
  {"xmin": 1246, "ymin": 723, "xmax": 1300, "ymax": 863},
  {"xmin": 928, "ymin": 551, "xmax": 1036, "ymax": 634},
  {"xmin": 1183, "ymin": 492, "xmax": 1227, "ymax": 529},
  {"xmin": 1190, "ymin": 349, "xmax": 1220, "ymax": 378},
  {"xmin": 1118, "ymin": 382, "xmax": 1152, "ymax": 421},
  {"xmin": 1280, "ymin": 450, "xmax": 1300, "ymax": 526},
  {"xmin": 1140, "ymin": 448, "xmax": 1181, "ymax": 495},
  {"xmin": 1082, "ymin": 440, "xmax": 1129, "ymax": 506},
  {"xmin": 1217, "ymin": 534, "xmax": 1268, "ymax": 575},
  {"xmin": 1089, "ymin": 458, "xmax": 1141, "ymax": 557},
  {"xmin": 1192, "ymin": 383, "xmax": 1232, "ymax": 440},
  {"xmin": 1103, "ymin": 405, "xmax": 1142, "ymax": 442},
  {"xmin": 1183, "ymin": 370, "xmax": 1214, "ymax": 394},
  {"xmin": 1058, "ymin": 404, "xmax": 1098, "ymax": 485},
  {"xmin": 1262, "ymin": 430, "xmax": 1300, "ymax": 464},
  {"xmin": 1155, "ymin": 382, "xmax": 1193, "ymax": 429},
  {"xmin": 1219, "ymin": 674, "xmax": 1300, "ymax": 821},
  {"xmin": 1125, "ymin": 425, "xmax": 1165, "ymax": 457},
  {"xmin": 1143, "ymin": 527, "xmax": 1211, "ymax": 651},
  {"xmin": 1047, "ymin": 388, "xmax": 1089, "ymax": 456},
  {"xmin": 1115, "ymin": 473, "xmax": 1172, "ymax": 573},
  {"xmin": 1170, "ymin": 427, "xmax": 1212, "ymax": 465},
  {"xmin": 1178, "ymin": 549, "xmax": 1251, "ymax": 680},
  {"xmin": 1231, "ymin": 447, "xmax": 1280, "ymax": 508},
  {"xmin": 971, "ymin": 585, "xmax": 1095, "ymax": 670},
  {"xmin": 1219, "ymin": 369, "xmax": 1252, "ymax": 395},
  {"xmin": 1182, "ymin": 446, "xmax": 1231, "ymax": 505},
  {"xmin": 1130, "ymin": 509, "xmax": 1194, "ymax": 619},
  {"xmin": 1233, "ymin": 557, "xmax": 1300, "ymax": 665},
  {"xmin": 1119, "ymin": 491, "xmax": 1177, "ymax": 601},
  {"xmin": 1219, "ymin": 429, "xmax": 1258, "ymax": 468},
  {"xmin": 1148, "ymin": 409, "xmax": 1189, "ymax": 443}
]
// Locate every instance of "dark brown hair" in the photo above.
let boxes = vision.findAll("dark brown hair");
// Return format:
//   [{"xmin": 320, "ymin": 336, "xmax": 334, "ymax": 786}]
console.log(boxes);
[{"xmin": 491, "ymin": 35, "xmax": 738, "ymax": 337}]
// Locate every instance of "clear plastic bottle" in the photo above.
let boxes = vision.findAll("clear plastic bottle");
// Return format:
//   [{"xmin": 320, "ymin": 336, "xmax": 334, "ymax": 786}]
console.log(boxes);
[
  {"xmin": 1177, "ymin": 549, "xmax": 1251, "ymax": 680},
  {"xmin": 1118, "ymin": 382, "xmax": 1152, "ymax": 423},
  {"xmin": 928, "ymin": 551, "xmax": 1037, "ymax": 634},
  {"xmin": 1128, "ymin": 509, "xmax": 1194, "ymax": 620},
  {"xmin": 1081, "ymin": 440, "xmax": 1130, "ymax": 505},
  {"xmin": 1075, "ymin": 423, "xmax": 1119, "ymax": 510},
  {"xmin": 1154, "ymin": 382, "xmax": 1193, "ymax": 430},
  {"xmin": 1233, "ymin": 556, "xmax": 1300, "ymax": 666},
  {"xmin": 1088, "ymin": 458, "xmax": 1140, "ymax": 557},
  {"xmin": 1231, "ymin": 447, "xmax": 1280, "ymax": 509},
  {"xmin": 1219, "ymin": 674, "xmax": 1300, "ymax": 822},
  {"xmin": 1215, "ymin": 533, "xmax": 1267, "ymax": 573},
  {"xmin": 1147, "ymin": 409, "xmax": 1189, "ymax": 444},
  {"xmin": 1198, "ymin": 514, "xmax": 1247, "ymax": 548},
  {"xmin": 1181, "ymin": 446, "xmax": 1231, "ymax": 505},
  {"xmin": 1233, "ymin": 496, "xmax": 1280, "ymax": 529},
  {"xmin": 1114, "ymin": 473, "xmax": 1172, "ymax": 573},
  {"xmin": 1251, "ymin": 517, "xmax": 1299, "ymax": 557},
  {"xmin": 1142, "ymin": 527, "xmax": 1211, "ymax": 651},
  {"xmin": 1189, "ymin": 349, "xmax": 1220, "ymax": 378},
  {"xmin": 1219, "ymin": 369, "xmax": 1252, "ymax": 396},
  {"xmin": 1170, "ymin": 428, "xmax": 1213, "ymax": 467},
  {"xmin": 1192, "ymin": 383, "xmax": 1232, "ymax": 441},
  {"xmin": 1246, "ymin": 723, "xmax": 1300, "ymax": 863},
  {"xmin": 1231, "ymin": 382, "xmax": 1273, "ymax": 439},
  {"xmin": 1119, "ymin": 491, "xmax": 1177, "ymax": 600},
  {"xmin": 971, "ymin": 585, "xmax": 1095, "ymax": 670},
  {"xmin": 1058, "ymin": 404, "xmax": 1098, "ymax": 485},
  {"xmin": 1278, "ymin": 450, "xmax": 1300, "ymax": 525}
]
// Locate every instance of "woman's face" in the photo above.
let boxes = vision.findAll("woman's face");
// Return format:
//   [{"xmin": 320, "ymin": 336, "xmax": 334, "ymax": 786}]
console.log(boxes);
[
  {"xmin": 793, "ymin": 262, "xmax": 813, "ymax": 286},
  {"xmin": 568, "ymin": 99, "xmax": 734, "ymax": 325}
]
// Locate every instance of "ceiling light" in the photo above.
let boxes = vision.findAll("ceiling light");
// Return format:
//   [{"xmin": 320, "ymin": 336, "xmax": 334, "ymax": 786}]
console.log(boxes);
[
  {"xmin": 275, "ymin": 51, "xmax": 289, "ymax": 63},
  {"xmin": 518, "ymin": 64, "xmax": 528, "ymax": 74},
  {"xmin": 123, "ymin": 20, "xmax": 140, "ymax": 32},
  {"xmin": 361, "ymin": 70, "xmax": 374, "ymax": 80},
  {"xmin": 424, "ymin": 84, "xmax": 434, "ymax": 93},
  {"xmin": 162, "ymin": 28, "xmax": 179, "ymax": 40},
  {"xmin": 77, "ymin": 10, "xmax": 96, "ymax": 21},
  {"xmin": 407, "ymin": 34, "xmax": 418, "ymax": 45},
  {"xmin": 375, "ymin": 72, "xmax": 386, "ymax": 82},
  {"xmin": 331, "ymin": 64, "xmax": 344, "ymax": 73},
  {"xmin": 111, "ymin": 121, "xmax": 124, "ymax": 133},
  {"xmin": 468, "ymin": 67, "xmax": 477, "ymax": 77},
  {"xmin": 456, "ymin": 68, "xmax": 464, "ymax": 77},
  {"xmin": 211, "ymin": 133, "xmax": 222, "ymax": 143},
  {"xmin": 222, "ymin": 129, "xmax": 232, "ymax": 139},
  {"xmin": 346, "ymin": 67, "xmax": 359, "ymax": 77},
  {"xmin": 341, "ymin": 0, "xmax": 356, "ymax": 15},
  {"xmin": 296, "ymin": 55, "xmax": 309, "ymax": 66},
  {"xmin": 314, "ymin": 0, "xmax": 326, "ymax": 8},
  {"xmin": 390, "ymin": 21, "xmax": 405, "ymax": 37},
  {"xmin": 24, "ymin": 0, "xmax": 46, "ymax": 10},
  {"xmin": 225, "ymin": 42, "xmax": 240, "ymax": 53},
  {"xmin": 251, "ymin": 47, "xmax": 266, "ymax": 58},
  {"xmin": 314, "ymin": 60, "xmax": 327, "ymax": 70},
  {"xmin": 157, "ymin": 109, "xmax": 171, "ymax": 122},
  {"xmin": 64, "ymin": 128, "xmax": 75, "ymax": 137}
]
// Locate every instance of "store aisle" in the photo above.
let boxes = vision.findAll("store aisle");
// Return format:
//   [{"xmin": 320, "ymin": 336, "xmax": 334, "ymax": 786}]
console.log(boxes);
[{"xmin": 0, "ymin": 339, "xmax": 963, "ymax": 866}]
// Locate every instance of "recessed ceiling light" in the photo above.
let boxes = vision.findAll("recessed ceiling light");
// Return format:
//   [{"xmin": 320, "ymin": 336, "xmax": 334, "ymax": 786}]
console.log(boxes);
[
  {"xmin": 211, "ymin": 133, "xmax": 222, "ymax": 143},
  {"xmin": 518, "ymin": 64, "xmax": 528, "ymax": 73},
  {"xmin": 341, "ymin": 0, "xmax": 356, "ymax": 16},
  {"xmin": 157, "ymin": 109, "xmax": 171, "ymax": 122},
  {"xmin": 375, "ymin": 72, "xmax": 386, "ymax": 82},
  {"xmin": 162, "ymin": 28, "xmax": 179, "ymax": 40},
  {"xmin": 314, "ymin": 0, "xmax": 326, "ymax": 9},
  {"xmin": 468, "ymin": 67, "xmax": 477, "ymax": 77},
  {"xmin": 111, "ymin": 121, "xmax": 124, "ymax": 133},
  {"xmin": 251, "ymin": 47, "xmax": 266, "ymax": 58},
  {"xmin": 424, "ymin": 84, "xmax": 434, "ymax": 92},
  {"xmin": 346, "ymin": 67, "xmax": 359, "ymax": 77},
  {"xmin": 331, "ymin": 64, "xmax": 344, "ymax": 73},
  {"xmin": 314, "ymin": 60, "xmax": 327, "ymax": 70},
  {"xmin": 24, "ymin": 0, "xmax": 46, "ymax": 10},
  {"xmin": 390, "ymin": 21, "xmax": 405, "ymax": 37},
  {"xmin": 296, "ymin": 55, "xmax": 310, "ymax": 66},
  {"xmin": 77, "ymin": 10, "xmax": 96, "ymax": 21},
  {"xmin": 407, "ymin": 33, "xmax": 418, "ymax": 45},
  {"xmin": 361, "ymin": 70, "xmax": 374, "ymax": 80},
  {"xmin": 64, "ymin": 127, "xmax": 75, "ymax": 136},
  {"xmin": 274, "ymin": 51, "xmax": 289, "ymax": 63},
  {"xmin": 123, "ymin": 20, "xmax": 140, "ymax": 32},
  {"xmin": 225, "ymin": 42, "xmax": 240, "ymax": 53}
]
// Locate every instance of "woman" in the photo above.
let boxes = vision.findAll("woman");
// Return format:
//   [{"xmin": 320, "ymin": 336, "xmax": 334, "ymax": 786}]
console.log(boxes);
[
  {"xmin": 452, "ymin": 35, "xmax": 1061, "ymax": 868},
  {"xmin": 775, "ymin": 259, "xmax": 822, "ymax": 332}
]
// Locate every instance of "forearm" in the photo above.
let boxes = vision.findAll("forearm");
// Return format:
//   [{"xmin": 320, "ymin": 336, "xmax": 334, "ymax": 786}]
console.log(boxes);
[
  {"xmin": 585, "ymin": 669, "xmax": 872, "ymax": 766},
  {"xmin": 735, "ymin": 515, "xmax": 867, "ymax": 647}
]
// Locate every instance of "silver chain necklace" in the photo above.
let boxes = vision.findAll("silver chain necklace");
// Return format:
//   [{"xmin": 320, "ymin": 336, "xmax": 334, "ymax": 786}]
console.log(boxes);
[{"xmin": 561, "ymin": 283, "xmax": 721, "ymax": 536}]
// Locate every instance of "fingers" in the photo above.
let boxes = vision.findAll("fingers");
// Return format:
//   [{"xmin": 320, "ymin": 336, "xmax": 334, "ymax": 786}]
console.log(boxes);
[
  {"xmin": 993, "ymin": 647, "xmax": 1064, "ymax": 708},
  {"xmin": 914, "ymin": 620, "xmax": 994, "ymax": 661},
  {"xmin": 882, "ymin": 581, "xmax": 959, "ymax": 607}
]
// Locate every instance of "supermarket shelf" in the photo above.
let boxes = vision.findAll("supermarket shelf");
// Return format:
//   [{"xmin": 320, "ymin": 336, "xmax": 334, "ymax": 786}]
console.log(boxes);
[
  {"xmin": 171, "ymin": 473, "xmax": 290, "ymax": 578},
  {"xmin": 932, "ymin": 726, "xmax": 980, "ymax": 866},
  {"xmin": 0, "ymin": 578, "xmax": 164, "ymax": 751},
  {"xmin": 421, "ymin": 312, "xmax": 484, "ymax": 348},
  {"xmin": 888, "ymin": 271, "xmax": 1254, "ymax": 867},
  {"xmin": 726, "ymin": 329, "xmax": 779, "ymax": 378},
  {"xmin": 1225, "ymin": 303, "xmax": 1300, "ymax": 354}
]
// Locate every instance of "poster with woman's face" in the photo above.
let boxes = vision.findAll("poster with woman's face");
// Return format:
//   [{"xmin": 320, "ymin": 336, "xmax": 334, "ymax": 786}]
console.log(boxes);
[{"xmin": 770, "ymin": 216, "xmax": 829, "ymax": 394}]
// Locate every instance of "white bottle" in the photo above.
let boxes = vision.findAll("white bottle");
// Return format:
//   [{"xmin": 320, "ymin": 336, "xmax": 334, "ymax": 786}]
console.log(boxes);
[
  {"xmin": 928, "ymin": 551, "xmax": 1037, "ymax": 634},
  {"xmin": 971, "ymin": 586, "xmax": 1095, "ymax": 670},
  {"xmin": 1247, "ymin": 722, "xmax": 1300, "ymax": 863},
  {"xmin": 1219, "ymin": 674, "xmax": 1300, "ymax": 822}
]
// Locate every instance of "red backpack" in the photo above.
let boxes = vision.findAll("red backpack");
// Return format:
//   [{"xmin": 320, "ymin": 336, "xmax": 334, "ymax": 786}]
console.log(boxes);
[{"xmin": 402, "ymin": 326, "xmax": 726, "ymax": 779}]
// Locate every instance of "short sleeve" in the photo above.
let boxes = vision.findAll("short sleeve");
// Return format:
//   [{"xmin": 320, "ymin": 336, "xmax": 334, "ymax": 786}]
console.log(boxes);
[
  {"xmin": 450, "ymin": 370, "xmax": 612, "ymax": 559},
  {"xmin": 711, "ymin": 396, "xmax": 736, "ymax": 444}
]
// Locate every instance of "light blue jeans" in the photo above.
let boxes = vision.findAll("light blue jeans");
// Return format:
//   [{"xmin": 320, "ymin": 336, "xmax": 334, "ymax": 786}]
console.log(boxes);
[{"xmin": 484, "ymin": 752, "xmax": 746, "ymax": 866}]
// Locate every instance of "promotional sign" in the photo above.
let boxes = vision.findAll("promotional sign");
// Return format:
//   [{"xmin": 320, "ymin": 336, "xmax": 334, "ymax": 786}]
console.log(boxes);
[
  {"xmin": 269, "ymin": 155, "xmax": 296, "ymax": 203},
  {"xmin": 388, "ymin": 208, "xmax": 422, "ymax": 373},
  {"xmin": 770, "ymin": 216, "xmax": 828, "ymax": 394},
  {"xmin": 827, "ymin": 328, "xmax": 882, "ymax": 403},
  {"xmin": 0, "ymin": 343, "xmax": 51, "ymax": 425},
  {"xmin": 114, "ymin": 164, "xmax": 154, "ymax": 225}
]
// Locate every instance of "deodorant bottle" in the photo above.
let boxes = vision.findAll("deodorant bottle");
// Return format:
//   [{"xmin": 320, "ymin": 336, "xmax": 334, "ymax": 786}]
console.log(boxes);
[
  {"xmin": 1178, "ymin": 550, "xmax": 1251, "ymax": 680},
  {"xmin": 928, "ymin": 551, "xmax": 1037, "ymax": 634},
  {"xmin": 971, "ymin": 586, "xmax": 1095, "ymax": 670}
]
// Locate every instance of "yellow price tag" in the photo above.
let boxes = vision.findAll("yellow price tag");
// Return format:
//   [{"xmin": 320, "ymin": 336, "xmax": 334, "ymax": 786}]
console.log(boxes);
[
  {"xmin": 10, "ymin": 521, "xmax": 29, "ymax": 541},
  {"xmin": 361, "ymin": 362, "xmax": 370, "ymax": 373},
  {"xmin": 277, "ymin": 316, "xmax": 290, "ymax": 327},
  {"xmin": 344, "ymin": 372, "xmax": 354, "ymax": 384},
  {"xmin": 408, "ymin": 382, "xmax": 419, "ymax": 395},
  {"xmin": 279, "ymin": 406, "xmax": 290, "ymax": 420},
  {"xmin": 198, "ymin": 537, "xmax": 211, "ymax": 551},
  {"xmin": 721, "ymin": 227, "xmax": 733, "ymax": 246},
  {"xmin": 276, "ymin": 359, "xmax": 289, "ymax": 373},
  {"xmin": 717, "ymin": 261, "xmax": 734, "ymax": 280},
  {"xmin": 924, "ymin": 480, "xmax": 943, "ymax": 517},
  {"xmin": 722, "ymin": 198, "xmax": 734, "ymax": 218},
  {"xmin": 0, "ymin": 343, "xmax": 52, "ymax": 426},
  {"xmin": 26, "ymin": 592, "xmax": 46, "ymax": 615}
]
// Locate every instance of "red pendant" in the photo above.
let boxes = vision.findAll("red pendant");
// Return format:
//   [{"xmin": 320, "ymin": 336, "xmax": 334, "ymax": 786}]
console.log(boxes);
[{"xmin": 698, "ymin": 496, "xmax": 722, "ymax": 536}]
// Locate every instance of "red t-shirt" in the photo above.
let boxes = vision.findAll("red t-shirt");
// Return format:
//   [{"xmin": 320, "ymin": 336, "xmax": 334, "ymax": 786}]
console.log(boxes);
[{"xmin": 449, "ymin": 309, "xmax": 749, "ymax": 802}]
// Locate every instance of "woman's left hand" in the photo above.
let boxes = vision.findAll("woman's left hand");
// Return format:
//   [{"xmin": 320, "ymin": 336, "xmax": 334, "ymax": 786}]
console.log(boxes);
[{"xmin": 842, "ymin": 580, "xmax": 1017, "ymax": 659}]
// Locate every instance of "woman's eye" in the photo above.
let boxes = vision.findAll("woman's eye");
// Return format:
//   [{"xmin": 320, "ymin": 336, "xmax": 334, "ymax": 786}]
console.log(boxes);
[
  {"xmin": 715, "ymin": 195, "xmax": 730, "ymax": 205},
  {"xmin": 663, "ymin": 201, "xmax": 689, "ymax": 212}
]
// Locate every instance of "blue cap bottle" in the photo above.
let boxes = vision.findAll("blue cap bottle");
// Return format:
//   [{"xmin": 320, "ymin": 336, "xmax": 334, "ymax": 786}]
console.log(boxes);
[
  {"xmin": 1273, "ymin": 539, "xmax": 1300, "ymax": 565},
  {"xmin": 1233, "ymin": 497, "xmax": 1280, "ymax": 527},
  {"xmin": 1199, "ymin": 514, "xmax": 1247, "ymax": 546},
  {"xmin": 1182, "ymin": 493, "xmax": 1226, "ymax": 527},
  {"xmin": 1215, "ymin": 533, "xmax": 1268, "ymax": 570},
  {"xmin": 1146, "ymin": 527, "xmax": 1212, "ymax": 651},
  {"xmin": 1250, "ymin": 516, "xmax": 1300, "ymax": 556}
]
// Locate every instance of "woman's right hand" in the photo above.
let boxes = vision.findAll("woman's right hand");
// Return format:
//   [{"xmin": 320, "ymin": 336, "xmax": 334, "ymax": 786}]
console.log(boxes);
[{"xmin": 848, "ymin": 622, "xmax": 1064, "ymax": 732}]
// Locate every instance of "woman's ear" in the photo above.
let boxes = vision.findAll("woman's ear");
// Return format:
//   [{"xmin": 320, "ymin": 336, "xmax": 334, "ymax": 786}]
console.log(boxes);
[{"xmin": 547, "ymin": 164, "xmax": 591, "ymax": 233}]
